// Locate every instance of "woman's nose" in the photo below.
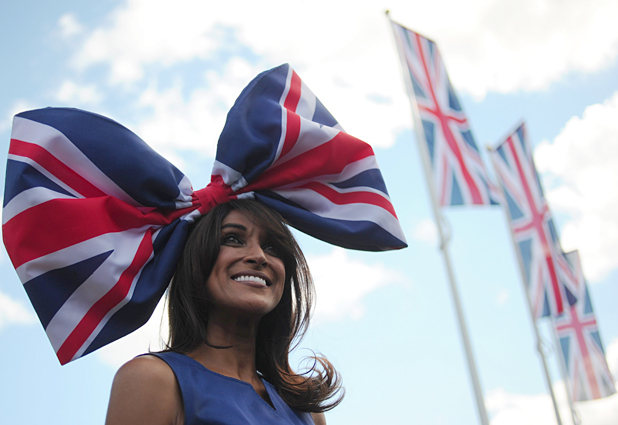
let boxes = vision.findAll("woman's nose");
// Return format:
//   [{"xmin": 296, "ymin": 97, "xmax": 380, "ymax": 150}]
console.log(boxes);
[{"xmin": 244, "ymin": 243, "xmax": 268, "ymax": 267}]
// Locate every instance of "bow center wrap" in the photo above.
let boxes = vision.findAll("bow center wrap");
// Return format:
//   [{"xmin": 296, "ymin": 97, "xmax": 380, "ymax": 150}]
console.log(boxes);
[{"xmin": 194, "ymin": 181, "xmax": 231, "ymax": 215}]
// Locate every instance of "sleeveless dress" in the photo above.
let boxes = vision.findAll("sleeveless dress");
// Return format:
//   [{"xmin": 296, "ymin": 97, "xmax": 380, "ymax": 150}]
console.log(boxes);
[{"xmin": 150, "ymin": 352, "xmax": 314, "ymax": 425}]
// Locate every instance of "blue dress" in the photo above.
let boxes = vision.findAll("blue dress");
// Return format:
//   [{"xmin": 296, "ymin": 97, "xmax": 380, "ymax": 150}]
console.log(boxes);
[{"xmin": 150, "ymin": 352, "xmax": 314, "ymax": 425}]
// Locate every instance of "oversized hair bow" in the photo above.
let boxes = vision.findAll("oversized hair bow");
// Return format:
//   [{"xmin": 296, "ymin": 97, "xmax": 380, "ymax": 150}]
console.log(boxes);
[{"xmin": 3, "ymin": 64, "xmax": 407, "ymax": 365}]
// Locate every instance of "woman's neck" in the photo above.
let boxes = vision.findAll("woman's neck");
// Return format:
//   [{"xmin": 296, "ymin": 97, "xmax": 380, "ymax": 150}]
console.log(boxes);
[{"xmin": 188, "ymin": 313, "xmax": 261, "ymax": 385}]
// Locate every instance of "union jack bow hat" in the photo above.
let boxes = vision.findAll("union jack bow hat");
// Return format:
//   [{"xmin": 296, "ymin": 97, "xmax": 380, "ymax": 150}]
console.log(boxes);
[{"xmin": 3, "ymin": 64, "xmax": 407, "ymax": 364}]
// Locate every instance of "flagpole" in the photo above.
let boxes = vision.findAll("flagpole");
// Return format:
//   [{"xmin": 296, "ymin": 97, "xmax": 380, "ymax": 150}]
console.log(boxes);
[
  {"xmin": 487, "ymin": 145, "xmax": 564, "ymax": 425},
  {"xmin": 386, "ymin": 11, "xmax": 490, "ymax": 425},
  {"xmin": 549, "ymin": 315, "xmax": 582, "ymax": 425}
]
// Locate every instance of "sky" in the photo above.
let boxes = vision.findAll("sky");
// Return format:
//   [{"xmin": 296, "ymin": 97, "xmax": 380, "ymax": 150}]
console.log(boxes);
[{"xmin": 1, "ymin": 0, "xmax": 618, "ymax": 424}]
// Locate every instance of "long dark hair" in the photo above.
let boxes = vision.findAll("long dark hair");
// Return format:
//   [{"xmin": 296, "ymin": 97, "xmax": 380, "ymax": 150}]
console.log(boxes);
[{"xmin": 166, "ymin": 199, "xmax": 343, "ymax": 412}]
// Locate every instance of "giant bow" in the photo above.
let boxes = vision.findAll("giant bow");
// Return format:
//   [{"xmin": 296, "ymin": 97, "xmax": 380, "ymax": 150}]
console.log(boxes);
[{"xmin": 3, "ymin": 64, "xmax": 407, "ymax": 364}]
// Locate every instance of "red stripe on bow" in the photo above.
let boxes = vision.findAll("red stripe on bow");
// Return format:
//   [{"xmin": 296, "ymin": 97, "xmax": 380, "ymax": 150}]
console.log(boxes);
[
  {"xmin": 56, "ymin": 229, "xmax": 155, "ymax": 365},
  {"xmin": 243, "ymin": 132, "xmax": 375, "ymax": 193},
  {"xmin": 4, "ymin": 196, "xmax": 193, "ymax": 269},
  {"xmin": 294, "ymin": 181, "xmax": 398, "ymax": 217},
  {"xmin": 10, "ymin": 139, "xmax": 107, "ymax": 198}
]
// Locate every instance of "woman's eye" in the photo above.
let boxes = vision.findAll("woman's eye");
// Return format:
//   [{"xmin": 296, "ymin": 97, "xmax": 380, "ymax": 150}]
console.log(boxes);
[
  {"xmin": 262, "ymin": 243, "xmax": 280, "ymax": 257},
  {"xmin": 222, "ymin": 234, "xmax": 242, "ymax": 245}
]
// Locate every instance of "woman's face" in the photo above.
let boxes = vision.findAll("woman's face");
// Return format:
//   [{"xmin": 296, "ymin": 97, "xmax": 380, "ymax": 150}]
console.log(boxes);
[{"xmin": 205, "ymin": 210, "xmax": 286, "ymax": 320}]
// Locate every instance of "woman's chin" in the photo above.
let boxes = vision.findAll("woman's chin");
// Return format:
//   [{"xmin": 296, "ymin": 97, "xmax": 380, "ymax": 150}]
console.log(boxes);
[{"xmin": 211, "ymin": 300, "xmax": 278, "ymax": 321}]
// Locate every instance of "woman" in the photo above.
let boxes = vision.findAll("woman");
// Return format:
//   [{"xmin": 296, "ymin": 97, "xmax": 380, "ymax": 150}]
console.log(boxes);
[{"xmin": 105, "ymin": 200, "xmax": 343, "ymax": 425}]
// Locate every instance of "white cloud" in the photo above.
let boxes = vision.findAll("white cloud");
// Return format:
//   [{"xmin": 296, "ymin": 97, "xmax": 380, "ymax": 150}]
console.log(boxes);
[
  {"xmin": 64, "ymin": 0, "xmax": 618, "ymax": 154},
  {"xmin": 486, "ymin": 387, "xmax": 566, "ymax": 425},
  {"xmin": 606, "ymin": 338, "xmax": 618, "ymax": 383},
  {"xmin": 434, "ymin": 0, "xmax": 618, "ymax": 99},
  {"xmin": 58, "ymin": 13, "xmax": 84, "ymax": 39},
  {"xmin": 486, "ymin": 339, "xmax": 618, "ymax": 425},
  {"xmin": 487, "ymin": 381, "xmax": 618, "ymax": 425},
  {"xmin": 412, "ymin": 218, "xmax": 439, "ymax": 244},
  {"xmin": 69, "ymin": 0, "xmax": 410, "ymax": 149},
  {"xmin": 0, "ymin": 291, "xmax": 37, "ymax": 331},
  {"xmin": 97, "ymin": 298, "xmax": 169, "ymax": 368},
  {"xmin": 71, "ymin": 0, "xmax": 224, "ymax": 84},
  {"xmin": 307, "ymin": 248, "xmax": 405, "ymax": 323},
  {"xmin": 535, "ymin": 92, "xmax": 618, "ymax": 282},
  {"xmin": 64, "ymin": 0, "xmax": 618, "ymax": 151},
  {"xmin": 133, "ymin": 58, "xmax": 261, "ymax": 159},
  {"xmin": 497, "ymin": 288, "xmax": 509, "ymax": 305},
  {"xmin": 69, "ymin": 0, "xmax": 618, "ymax": 105},
  {"xmin": 55, "ymin": 80, "xmax": 104, "ymax": 106},
  {"xmin": 0, "ymin": 100, "xmax": 37, "ymax": 133},
  {"xmin": 577, "ymin": 393, "xmax": 618, "ymax": 425}
]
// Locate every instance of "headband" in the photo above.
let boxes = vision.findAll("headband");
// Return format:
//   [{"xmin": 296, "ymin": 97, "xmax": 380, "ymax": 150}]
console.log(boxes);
[{"xmin": 3, "ymin": 64, "xmax": 407, "ymax": 364}]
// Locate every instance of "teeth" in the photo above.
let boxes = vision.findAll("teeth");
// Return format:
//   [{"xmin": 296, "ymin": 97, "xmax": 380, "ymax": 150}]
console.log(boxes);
[{"xmin": 234, "ymin": 275, "xmax": 268, "ymax": 286}]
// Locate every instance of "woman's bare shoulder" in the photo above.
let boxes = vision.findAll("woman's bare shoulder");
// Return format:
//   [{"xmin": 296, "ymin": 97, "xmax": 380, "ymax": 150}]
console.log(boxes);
[
  {"xmin": 311, "ymin": 412, "xmax": 327, "ymax": 425},
  {"xmin": 105, "ymin": 355, "xmax": 183, "ymax": 425},
  {"xmin": 115, "ymin": 355, "xmax": 175, "ymax": 384}
]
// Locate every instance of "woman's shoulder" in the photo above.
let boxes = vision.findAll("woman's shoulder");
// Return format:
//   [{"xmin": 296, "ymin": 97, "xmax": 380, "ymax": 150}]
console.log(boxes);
[
  {"xmin": 105, "ymin": 355, "xmax": 183, "ymax": 425},
  {"xmin": 310, "ymin": 412, "xmax": 326, "ymax": 425},
  {"xmin": 115, "ymin": 355, "xmax": 177, "ymax": 387}
]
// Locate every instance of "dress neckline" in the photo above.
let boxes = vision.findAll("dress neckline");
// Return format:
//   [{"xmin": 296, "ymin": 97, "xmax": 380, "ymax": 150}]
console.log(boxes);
[{"xmin": 167, "ymin": 352, "xmax": 279, "ymax": 412}]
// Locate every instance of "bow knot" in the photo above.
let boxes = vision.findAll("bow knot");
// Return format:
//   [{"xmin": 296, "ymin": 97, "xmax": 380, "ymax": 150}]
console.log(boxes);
[{"xmin": 195, "ymin": 181, "xmax": 231, "ymax": 214}]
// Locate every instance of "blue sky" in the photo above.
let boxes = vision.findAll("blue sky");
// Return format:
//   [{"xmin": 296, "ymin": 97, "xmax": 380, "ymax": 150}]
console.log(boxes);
[{"xmin": 1, "ymin": 1, "xmax": 618, "ymax": 424}]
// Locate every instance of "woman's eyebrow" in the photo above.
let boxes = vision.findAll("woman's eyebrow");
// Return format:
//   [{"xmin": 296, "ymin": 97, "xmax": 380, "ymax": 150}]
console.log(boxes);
[{"xmin": 221, "ymin": 223, "xmax": 247, "ymax": 231}]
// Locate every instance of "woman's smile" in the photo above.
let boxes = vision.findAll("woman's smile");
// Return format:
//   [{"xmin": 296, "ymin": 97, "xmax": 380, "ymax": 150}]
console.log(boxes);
[{"xmin": 231, "ymin": 272, "xmax": 271, "ymax": 288}]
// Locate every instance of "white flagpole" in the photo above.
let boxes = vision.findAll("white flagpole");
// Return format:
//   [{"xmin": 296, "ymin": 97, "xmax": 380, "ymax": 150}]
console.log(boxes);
[
  {"xmin": 549, "ymin": 315, "xmax": 582, "ymax": 425},
  {"xmin": 386, "ymin": 12, "xmax": 490, "ymax": 425},
  {"xmin": 487, "ymin": 144, "xmax": 564, "ymax": 425}
]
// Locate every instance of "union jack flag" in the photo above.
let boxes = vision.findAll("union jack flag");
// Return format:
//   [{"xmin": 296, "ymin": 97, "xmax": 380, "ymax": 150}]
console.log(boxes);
[
  {"xmin": 3, "ymin": 63, "xmax": 407, "ymax": 365},
  {"xmin": 554, "ymin": 250, "xmax": 616, "ymax": 401},
  {"xmin": 390, "ymin": 20, "xmax": 498, "ymax": 206},
  {"xmin": 489, "ymin": 123, "xmax": 578, "ymax": 317}
]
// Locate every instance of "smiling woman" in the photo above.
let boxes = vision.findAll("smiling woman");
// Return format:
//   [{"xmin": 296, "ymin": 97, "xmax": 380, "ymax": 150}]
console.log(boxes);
[{"xmin": 105, "ymin": 200, "xmax": 342, "ymax": 425}]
